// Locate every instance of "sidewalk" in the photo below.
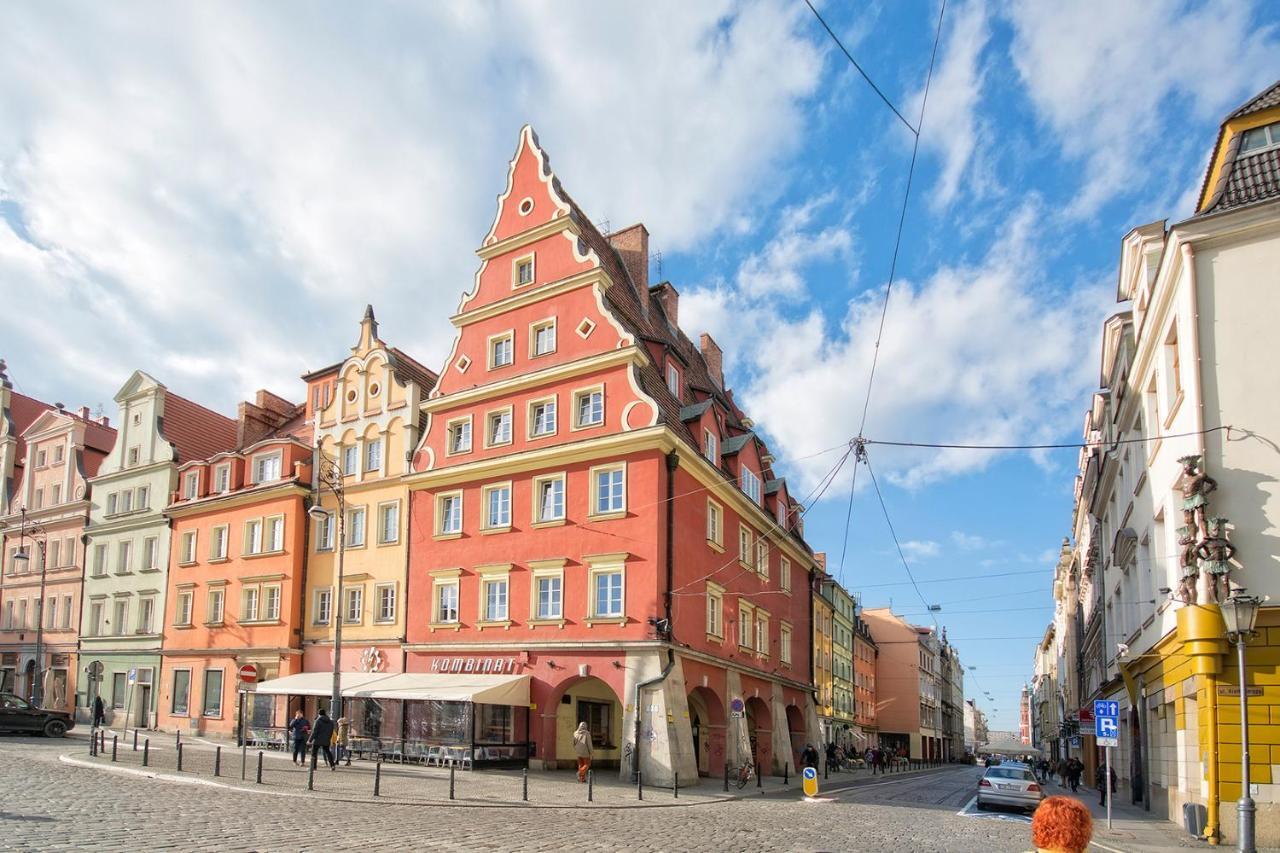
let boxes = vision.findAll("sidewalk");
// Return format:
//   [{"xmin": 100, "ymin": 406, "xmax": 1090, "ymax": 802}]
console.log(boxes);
[
  {"xmin": 1040, "ymin": 776, "xmax": 1202, "ymax": 851},
  {"xmin": 65, "ymin": 728, "xmax": 950, "ymax": 809}
]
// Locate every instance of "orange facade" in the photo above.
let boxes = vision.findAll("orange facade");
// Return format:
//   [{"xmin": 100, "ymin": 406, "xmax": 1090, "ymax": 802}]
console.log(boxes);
[{"xmin": 157, "ymin": 419, "xmax": 311, "ymax": 738}]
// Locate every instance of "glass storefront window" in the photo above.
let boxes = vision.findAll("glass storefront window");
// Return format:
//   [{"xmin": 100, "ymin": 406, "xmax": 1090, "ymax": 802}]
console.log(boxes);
[{"xmin": 405, "ymin": 700, "xmax": 470, "ymax": 744}]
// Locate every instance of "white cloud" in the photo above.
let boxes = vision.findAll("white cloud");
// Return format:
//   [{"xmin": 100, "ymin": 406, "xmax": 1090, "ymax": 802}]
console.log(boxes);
[
  {"xmin": 735, "ymin": 192, "xmax": 855, "ymax": 298},
  {"xmin": 900, "ymin": 539, "xmax": 941, "ymax": 560},
  {"xmin": 910, "ymin": 0, "xmax": 991, "ymax": 209},
  {"xmin": 0, "ymin": 1, "xmax": 823, "ymax": 411},
  {"xmin": 951, "ymin": 531, "xmax": 989, "ymax": 550},
  {"xmin": 1006, "ymin": 0, "xmax": 1280, "ymax": 215}
]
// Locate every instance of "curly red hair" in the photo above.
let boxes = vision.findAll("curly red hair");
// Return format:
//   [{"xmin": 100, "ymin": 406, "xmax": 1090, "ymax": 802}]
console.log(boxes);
[{"xmin": 1031, "ymin": 796, "xmax": 1093, "ymax": 853}]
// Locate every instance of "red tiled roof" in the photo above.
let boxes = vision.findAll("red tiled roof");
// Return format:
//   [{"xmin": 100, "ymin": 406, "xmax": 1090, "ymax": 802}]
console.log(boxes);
[
  {"xmin": 7, "ymin": 391, "xmax": 53, "ymax": 475},
  {"xmin": 160, "ymin": 391, "xmax": 238, "ymax": 463}
]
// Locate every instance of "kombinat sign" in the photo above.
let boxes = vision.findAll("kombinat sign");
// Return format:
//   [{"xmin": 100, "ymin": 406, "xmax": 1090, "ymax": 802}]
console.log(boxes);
[{"xmin": 428, "ymin": 657, "xmax": 522, "ymax": 674}]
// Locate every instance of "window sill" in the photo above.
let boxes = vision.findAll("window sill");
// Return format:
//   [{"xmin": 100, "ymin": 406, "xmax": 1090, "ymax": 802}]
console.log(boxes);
[
  {"xmin": 203, "ymin": 621, "xmax": 225, "ymax": 628},
  {"xmin": 172, "ymin": 623, "xmax": 195, "ymax": 630},
  {"xmin": 139, "ymin": 566, "xmax": 161, "ymax": 574},
  {"xmin": 476, "ymin": 620, "xmax": 512, "ymax": 630},
  {"xmin": 444, "ymin": 448, "xmax": 473, "ymax": 458},
  {"xmin": 527, "ymin": 430, "xmax": 558, "ymax": 441},
  {"xmin": 373, "ymin": 618, "xmax": 397, "ymax": 625},
  {"xmin": 483, "ymin": 441, "xmax": 514, "ymax": 451},
  {"xmin": 176, "ymin": 561, "xmax": 197, "ymax": 568},
  {"xmin": 706, "ymin": 633, "xmax": 724, "ymax": 644},
  {"xmin": 532, "ymin": 518, "xmax": 566, "ymax": 529},
  {"xmin": 571, "ymin": 421, "xmax": 604, "ymax": 432},
  {"xmin": 480, "ymin": 526, "xmax": 512, "ymax": 536},
  {"xmin": 585, "ymin": 616, "xmax": 626, "ymax": 627},
  {"xmin": 428, "ymin": 622, "xmax": 461, "ymax": 632},
  {"xmin": 707, "ymin": 540, "xmax": 725, "ymax": 554},
  {"xmin": 433, "ymin": 532, "xmax": 463, "ymax": 541},
  {"xmin": 528, "ymin": 618, "xmax": 566, "ymax": 628},
  {"xmin": 588, "ymin": 510, "xmax": 626, "ymax": 522},
  {"xmin": 375, "ymin": 540, "xmax": 400, "ymax": 548},
  {"xmin": 239, "ymin": 619, "xmax": 283, "ymax": 626},
  {"xmin": 208, "ymin": 557, "xmax": 230, "ymax": 565},
  {"xmin": 242, "ymin": 550, "xmax": 285, "ymax": 560}
]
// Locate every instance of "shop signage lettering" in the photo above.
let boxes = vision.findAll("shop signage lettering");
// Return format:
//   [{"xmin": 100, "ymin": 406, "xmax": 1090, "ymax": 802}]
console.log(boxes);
[{"xmin": 428, "ymin": 657, "xmax": 521, "ymax": 674}]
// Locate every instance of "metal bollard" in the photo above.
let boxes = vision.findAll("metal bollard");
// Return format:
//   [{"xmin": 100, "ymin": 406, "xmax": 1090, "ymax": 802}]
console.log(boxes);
[
  {"xmin": 242, "ymin": 745, "xmax": 247, "ymax": 781},
  {"xmin": 214, "ymin": 745, "xmax": 221, "ymax": 777},
  {"xmin": 307, "ymin": 761, "xmax": 315, "ymax": 791},
  {"xmin": 674, "ymin": 772, "xmax": 678, "ymax": 798},
  {"xmin": 143, "ymin": 739, "xmax": 149, "ymax": 767},
  {"xmin": 784, "ymin": 763, "xmax": 789, "ymax": 786},
  {"xmin": 723, "ymin": 762, "xmax": 729, "ymax": 792},
  {"xmin": 133, "ymin": 729, "xmax": 138, "ymax": 751},
  {"xmin": 637, "ymin": 770, "xmax": 643, "ymax": 801},
  {"xmin": 449, "ymin": 764, "xmax": 456, "ymax": 800},
  {"xmin": 256, "ymin": 750, "xmax": 263, "ymax": 784},
  {"xmin": 756, "ymin": 762, "xmax": 762, "ymax": 788},
  {"xmin": 111, "ymin": 735, "xmax": 118, "ymax": 762},
  {"xmin": 588, "ymin": 769, "xmax": 594, "ymax": 802},
  {"xmin": 522, "ymin": 767, "xmax": 528, "ymax": 802},
  {"xmin": 374, "ymin": 760, "xmax": 381, "ymax": 797},
  {"xmin": 175, "ymin": 730, "xmax": 181, "ymax": 749},
  {"xmin": 177, "ymin": 742, "xmax": 183, "ymax": 771},
  {"xmin": 90, "ymin": 729, "xmax": 97, "ymax": 757},
  {"xmin": 99, "ymin": 729, "xmax": 105, "ymax": 753},
  {"xmin": 824, "ymin": 760, "xmax": 829, "ymax": 780}
]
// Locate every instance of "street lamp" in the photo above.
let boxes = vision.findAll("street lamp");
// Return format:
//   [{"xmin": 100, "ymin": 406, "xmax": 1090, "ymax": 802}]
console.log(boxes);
[
  {"xmin": 11, "ymin": 508, "xmax": 49, "ymax": 707},
  {"xmin": 1222, "ymin": 591, "xmax": 1265, "ymax": 853},
  {"xmin": 308, "ymin": 452, "xmax": 346, "ymax": 721}
]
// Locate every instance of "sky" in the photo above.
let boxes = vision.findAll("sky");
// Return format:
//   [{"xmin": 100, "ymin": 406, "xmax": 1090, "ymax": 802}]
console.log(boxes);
[{"xmin": 2, "ymin": 1, "xmax": 1277, "ymax": 733}]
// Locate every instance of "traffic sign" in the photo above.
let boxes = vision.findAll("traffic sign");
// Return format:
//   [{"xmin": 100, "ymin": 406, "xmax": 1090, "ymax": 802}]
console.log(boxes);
[
  {"xmin": 87, "ymin": 661, "xmax": 104, "ymax": 678},
  {"xmin": 1094, "ymin": 699, "xmax": 1119, "ymax": 747},
  {"xmin": 238, "ymin": 664, "xmax": 259, "ymax": 684},
  {"xmin": 730, "ymin": 697, "xmax": 744, "ymax": 713},
  {"xmin": 127, "ymin": 667, "xmax": 137, "ymax": 685},
  {"xmin": 802, "ymin": 765, "xmax": 819, "ymax": 797}
]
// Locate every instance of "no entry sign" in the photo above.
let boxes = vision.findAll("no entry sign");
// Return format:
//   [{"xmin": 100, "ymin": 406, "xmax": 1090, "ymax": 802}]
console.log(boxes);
[{"xmin": 238, "ymin": 664, "xmax": 259, "ymax": 684}]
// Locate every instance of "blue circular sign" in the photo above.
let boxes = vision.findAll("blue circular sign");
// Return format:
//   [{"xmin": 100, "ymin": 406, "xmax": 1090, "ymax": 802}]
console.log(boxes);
[
  {"xmin": 802, "ymin": 766, "xmax": 817, "ymax": 780},
  {"xmin": 730, "ymin": 697, "xmax": 745, "ymax": 713}
]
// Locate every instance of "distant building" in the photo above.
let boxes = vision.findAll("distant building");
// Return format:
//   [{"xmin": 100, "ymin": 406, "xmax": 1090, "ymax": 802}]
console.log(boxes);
[{"xmin": 862, "ymin": 608, "xmax": 945, "ymax": 760}]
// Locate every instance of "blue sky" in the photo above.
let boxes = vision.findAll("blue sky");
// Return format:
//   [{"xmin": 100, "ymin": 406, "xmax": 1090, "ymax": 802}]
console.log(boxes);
[{"xmin": 1, "ymin": 1, "xmax": 1277, "ymax": 731}]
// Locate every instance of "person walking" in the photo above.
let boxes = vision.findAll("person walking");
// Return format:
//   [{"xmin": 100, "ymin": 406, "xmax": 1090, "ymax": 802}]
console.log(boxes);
[
  {"xmin": 308, "ymin": 708, "xmax": 337, "ymax": 770},
  {"xmin": 573, "ymin": 722, "xmax": 593, "ymax": 782},
  {"xmin": 1068, "ymin": 758, "xmax": 1083, "ymax": 793},
  {"xmin": 1057, "ymin": 757, "xmax": 1069, "ymax": 786},
  {"xmin": 1029, "ymin": 795, "xmax": 1093, "ymax": 853},
  {"xmin": 334, "ymin": 715, "xmax": 350, "ymax": 765},
  {"xmin": 92, "ymin": 695, "xmax": 106, "ymax": 728},
  {"xmin": 1096, "ymin": 763, "xmax": 1116, "ymax": 806},
  {"xmin": 288, "ymin": 710, "xmax": 310, "ymax": 765},
  {"xmin": 801, "ymin": 743, "xmax": 820, "ymax": 771}
]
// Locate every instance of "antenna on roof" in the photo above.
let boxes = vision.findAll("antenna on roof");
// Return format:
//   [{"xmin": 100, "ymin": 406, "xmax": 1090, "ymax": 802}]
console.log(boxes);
[
  {"xmin": 596, "ymin": 219, "xmax": 611, "ymax": 237},
  {"xmin": 651, "ymin": 250, "xmax": 663, "ymax": 281},
  {"xmin": 93, "ymin": 404, "xmax": 105, "ymax": 420}
]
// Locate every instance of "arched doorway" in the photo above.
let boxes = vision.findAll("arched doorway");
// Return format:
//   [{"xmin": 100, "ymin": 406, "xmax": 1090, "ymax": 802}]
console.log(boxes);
[
  {"xmin": 544, "ymin": 676, "xmax": 625, "ymax": 772},
  {"xmin": 687, "ymin": 686, "xmax": 726, "ymax": 776},
  {"xmin": 744, "ymin": 696, "xmax": 773, "ymax": 772},
  {"xmin": 785, "ymin": 704, "xmax": 805, "ymax": 770}
]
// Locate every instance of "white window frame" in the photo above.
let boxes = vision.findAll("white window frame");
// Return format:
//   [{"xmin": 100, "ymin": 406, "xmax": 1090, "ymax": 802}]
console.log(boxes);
[
  {"xmin": 703, "ymin": 428, "xmax": 718, "ymax": 463},
  {"xmin": 572, "ymin": 385, "xmax": 605, "ymax": 429},
  {"xmin": 431, "ymin": 572, "xmax": 461, "ymax": 625},
  {"xmin": 243, "ymin": 519, "xmax": 264, "ymax": 556},
  {"xmin": 344, "ymin": 586, "xmax": 363, "ymax": 624},
  {"xmin": 138, "ymin": 596, "xmax": 155, "ymax": 634},
  {"xmin": 210, "ymin": 525, "xmax": 229, "ymax": 561},
  {"xmin": 706, "ymin": 582, "xmax": 724, "ymax": 639},
  {"xmin": 214, "ymin": 463, "xmax": 232, "ymax": 493},
  {"xmin": 512, "ymin": 252, "xmax": 536, "ymax": 288},
  {"xmin": 755, "ymin": 609, "xmax": 770, "ymax": 657},
  {"xmin": 487, "ymin": 330, "xmax": 515, "ymax": 369},
  {"xmin": 377, "ymin": 500, "xmax": 400, "ymax": 544},
  {"xmin": 375, "ymin": 583, "xmax": 397, "ymax": 624},
  {"xmin": 364, "ymin": 438, "xmax": 383, "ymax": 472},
  {"xmin": 530, "ymin": 561, "xmax": 566, "ymax": 623},
  {"xmin": 666, "ymin": 362, "xmax": 680, "ymax": 397},
  {"xmin": 241, "ymin": 587, "xmax": 260, "ymax": 622},
  {"xmin": 738, "ymin": 524, "xmax": 754, "ymax": 568},
  {"xmin": 481, "ymin": 482, "xmax": 512, "ymax": 531},
  {"xmin": 755, "ymin": 540, "xmax": 769, "ymax": 580},
  {"xmin": 780, "ymin": 557, "xmax": 792, "ymax": 594},
  {"xmin": 315, "ymin": 510, "xmax": 335, "ymax": 552},
  {"xmin": 738, "ymin": 601, "xmax": 754, "ymax": 649},
  {"xmin": 589, "ymin": 462, "xmax": 626, "ymax": 518},
  {"xmin": 527, "ymin": 396, "xmax": 557, "ymax": 439},
  {"xmin": 532, "ymin": 472, "xmax": 566, "ymax": 525},
  {"xmin": 530, "ymin": 317, "xmax": 557, "ymax": 357},
  {"xmin": 141, "ymin": 536, "xmax": 158, "ymax": 571},
  {"xmin": 312, "ymin": 587, "xmax": 332, "ymax": 626},
  {"xmin": 116, "ymin": 540, "xmax": 132, "ymax": 574},
  {"xmin": 436, "ymin": 491, "xmax": 463, "ymax": 536},
  {"xmin": 253, "ymin": 451, "xmax": 283, "ymax": 484},
  {"xmin": 588, "ymin": 560, "xmax": 626, "ymax": 621},
  {"xmin": 479, "ymin": 570, "xmax": 510, "ymax": 624},
  {"xmin": 445, "ymin": 416, "xmax": 473, "ymax": 455},
  {"xmin": 342, "ymin": 444, "xmax": 359, "ymax": 476},
  {"xmin": 345, "ymin": 506, "xmax": 367, "ymax": 548},
  {"xmin": 485, "ymin": 406, "xmax": 514, "ymax": 448},
  {"xmin": 706, "ymin": 499, "xmax": 723, "ymax": 551},
  {"xmin": 181, "ymin": 471, "xmax": 199, "ymax": 500},
  {"xmin": 136, "ymin": 485, "xmax": 149, "ymax": 509},
  {"xmin": 174, "ymin": 591, "xmax": 193, "ymax": 627},
  {"xmin": 265, "ymin": 515, "xmax": 285, "ymax": 553},
  {"xmin": 740, "ymin": 467, "xmax": 762, "ymax": 504},
  {"xmin": 206, "ymin": 588, "xmax": 225, "ymax": 625}
]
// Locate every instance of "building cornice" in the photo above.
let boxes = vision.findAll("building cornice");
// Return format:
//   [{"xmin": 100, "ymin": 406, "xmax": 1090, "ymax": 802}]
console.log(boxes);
[
  {"xmin": 165, "ymin": 481, "xmax": 309, "ymax": 519},
  {"xmin": 449, "ymin": 268, "xmax": 609, "ymax": 329}
]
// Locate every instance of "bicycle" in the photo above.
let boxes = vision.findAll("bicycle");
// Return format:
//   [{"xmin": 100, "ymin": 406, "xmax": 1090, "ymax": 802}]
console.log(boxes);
[{"xmin": 732, "ymin": 761, "xmax": 755, "ymax": 789}]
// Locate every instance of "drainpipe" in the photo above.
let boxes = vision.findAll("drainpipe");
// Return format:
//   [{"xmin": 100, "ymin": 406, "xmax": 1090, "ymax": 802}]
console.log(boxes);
[{"xmin": 631, "ymin": 451, "xmax": 680, "ymax": 781}]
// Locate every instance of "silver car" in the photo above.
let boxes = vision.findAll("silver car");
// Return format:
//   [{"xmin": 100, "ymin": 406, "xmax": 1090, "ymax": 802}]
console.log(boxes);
[{"xmin": 977, "ymin": 764, "xmax": 1044, "ymax": 813}]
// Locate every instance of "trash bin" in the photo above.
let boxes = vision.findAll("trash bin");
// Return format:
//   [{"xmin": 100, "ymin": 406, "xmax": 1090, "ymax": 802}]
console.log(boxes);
[{"xmin": 1182, "ymin": 802, "xmax": 1207, "ymax": 837}]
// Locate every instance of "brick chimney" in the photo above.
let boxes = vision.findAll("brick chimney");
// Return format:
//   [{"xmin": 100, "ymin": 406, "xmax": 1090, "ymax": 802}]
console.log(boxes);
[
  {"xmin": 79, "ymin": 406, "xmax": 91, "ymax": 421},
  {"xmin": 815, "ymin": 551, "xmax": 827, "ymax": 573},
  {"xmin": 700, "ymin": 333, "xmax": 724, "ymax": 388},
  {"xmin": 651, "ymin": 282, "xmax": 679, "ymax": 327},
  {"xmin": 237, "ymin": 390, "xmax": 295, "ymax": 447},
  {"xmin": 606, "ymin": 223, "xmax": 649, "ymax": 315}
]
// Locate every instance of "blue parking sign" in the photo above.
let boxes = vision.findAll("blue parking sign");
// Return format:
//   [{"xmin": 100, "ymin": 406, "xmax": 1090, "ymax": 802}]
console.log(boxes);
[{"xmin": 1093, "ymin": 700, "xmax": 1119, "ymax": 746}]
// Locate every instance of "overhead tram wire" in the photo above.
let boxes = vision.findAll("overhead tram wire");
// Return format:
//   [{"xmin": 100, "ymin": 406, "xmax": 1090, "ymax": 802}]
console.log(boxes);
[
  {"xmin": 863, "ymin": 424, "xmax": 1234, "ymax": 452},
  {"xmin": 859, "ymin": 568, "xmax": 1053, "ymax": 588},
  {"xmin": 863, "ymin": 446, "xmax": 936, "ymax": 629}
]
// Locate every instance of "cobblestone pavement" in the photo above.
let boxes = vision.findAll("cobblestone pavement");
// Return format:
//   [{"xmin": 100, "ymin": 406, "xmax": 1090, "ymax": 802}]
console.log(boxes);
[{"xmin": 0, "ymin": 734, "xmax": 1189, "ymax": 852}]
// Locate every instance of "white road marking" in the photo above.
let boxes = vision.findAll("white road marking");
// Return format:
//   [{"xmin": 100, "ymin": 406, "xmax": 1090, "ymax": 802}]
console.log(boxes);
[
  {"xmin": 1088, "ymin": 841, "xmax": 1128, "ymax": 853},
  {"xmin": 956, "ymin": 794, "xmax": 1033, "ymax": 823}
]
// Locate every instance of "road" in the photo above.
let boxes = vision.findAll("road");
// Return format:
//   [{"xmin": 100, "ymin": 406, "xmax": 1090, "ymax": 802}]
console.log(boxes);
[{"xmin": 0, "ymin": 736, "xmax": 1159, "ymax": 852}]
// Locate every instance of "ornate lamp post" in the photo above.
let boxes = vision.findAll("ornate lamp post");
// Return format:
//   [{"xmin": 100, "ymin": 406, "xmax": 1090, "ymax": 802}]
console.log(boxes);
[
  {"xmin": 307, "ymin": 452, "xmax": 346, "ymax": 720},
  {"xmin": 1221, "ymin": 591, "xmax": 1264, "ymax": 853},
  {"xmin": 11, "ymin": 508, "xmax": 49, "ymax": 707}
]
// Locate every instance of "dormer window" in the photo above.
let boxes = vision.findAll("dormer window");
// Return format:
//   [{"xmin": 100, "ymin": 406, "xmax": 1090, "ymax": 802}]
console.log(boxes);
[
  {"xmin": 703, "ymin": 429, "xmax": 718, "ymax": 464},
  {"xmin": 214, "ymin": 463, "xmax": 231, "ymax": 493},
  {"xmin": 253, "ymin": 452, "xmax": 282, "ymax": 484},
  {"xmin": 740, "ymin": 467, "xmax": 762, "ymax": 505},
  {"xmin": 666, "ymin": 363, "xmax": 681, "ymax": 398},
  {"xmin": 1241, "ymin": 120, "xmax": 1280, "ymax": 154},
  {"xmin": 183, "ymin": 471, "xmax": 200, "ymax": 500}
]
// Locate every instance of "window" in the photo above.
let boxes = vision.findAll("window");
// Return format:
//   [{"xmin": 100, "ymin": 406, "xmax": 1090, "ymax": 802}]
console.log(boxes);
[
  {"xmin": 342, "ymin": 445, "xmax": 358, "ymax": 476},
  {"xmin": 54, "ymin": 444, "xmax": 64, "ymax": 463},
  {"xmin": 378, "ymin": 502, "xmax": 400, "ymax": 544},
  {"xmin": 266, "ymin": 516, "xmax": 285, "ymax": 552},
  {"xmin": 435, "ymin": 580, "xmax": 459, "ymax": 624},
  {"xmin": 591, "ymin": 463, "xmax": 626, "ymax": 516},
  {"xmin": 344, "ymin": 587, "xmax": 363, "ymax": 624},
  {"xmin": 437, "ymin": 492, "xmax": 463, "ymax": 535},
  {"xmin": 740, "ymin": 467, "xmax": 762, "ymax": 504},
  {"xmin": 113, "ymin": 600, "xmax": 128, "ymax": 636},
  {"xmin": 242, "ymin": 588, "xmax": 260, "ymax": 622},
  {"xmin": 313, "ymin": 588, "xmax": 332, "ymax": 625},
  {"xmin": 244, "ymin": 520, "xmax": 263, "ymax": 555},
  {"xmin": 738, "ymin": 602, "xmax": 754, "ymax": 648},
  {"xmin": 51, "ymin": 484, "xmax": 61, "ymax": 505},
  {"xmin": 755, "ymin": 541, "xmax": 769, "ymax": 579},
  {"xmin": 180, "ymin": 527, "xmax": 197, "ymax": 560},
  {"xmin": 116, "ymin": 540, "xmax": 132, "ymax": 573},
  {"xmin": 666, "ymin": 363, "xmax": 680, "ymax": 398},
  {"xmin": 365, "ymin": 438, "xmax": 383, "ymax": 472},
  {"xmin": 214, "ymin": 464, "xmax": 231, "ymax": 493},
  {"xmin": 486, "ymin": 408, "xmax": 513, "ymax": 446},
  {"xmin": 535, "ymin": 574, "xmax": 562, "ymax": 620},
  {"xmin": 703, "ymin": 429, "xmax": 718, "ymax": 463},
  {"xmin": 446, "ymin": 417, "xmax": 472, "ymax": 454},
  {"xmin": 780, "ymin": 557, "xmax": 792, "ymax": 593},
  {"xmin": 592, "ymin": 568, "xmax": 624, "ymax": 618},
  {"xmin": 111, "ymin": 672, "xmax": 126, "ymax": 709},
  {"xmin": 315, "ymin": 511, "xmax": 335, "ymax": 551},
  {"xmin": 265, "ymin": 585, "xmax": 281, "ymax": 621},
  {"xmin": 346, "ymin": 507, "xmax": 366, "ymax": 547},
  {"xmin": 139, "ymin": 536, "xmax": 156, "ymax": 571},
  {"xmin": 36, "ymin": 448, "xmax": 47, "ymax": 467},
  {"xmin": 706, "ymin": 500, "xmax": 723, "ymax": 549},
  {"xmin": 254, "ymin": 452, "xmax": 282, "ymax": 483},
  {"xmin": 529, "ymin": 398, "xmax": 556, "ymax": 437},
  {"xmin": 513, "ymin": 254, "xmax": 535, "ymax": 287},
  {"xmin": 138, "ymin": 598, "xmax": 155, "ymax": 634},
  {"xmin": 136, "ymin": 485, "xmax": 148, "ymax": 509},
  {"xmin": 738, "ymin": 525, "xmax": 754, "ymax": 567},
  {"xmin": 574, "ymin": 387, "xmax": 604, "ymax": 428},
  {"xmin": 577, "ymin": 699, "xmax": 613, "ymax": 748},
  {"xmin": 202, "ymin": 669, "xmax": 224, "ymax": 717},
  {"xmin": 533, "ymin": 474, "xmax": 565, "ymax": 523},
  {"xmin": 1240, "ymin": 120, "xmax": 1280, "ymax": 153},
  {"xmin": 376, "ymin": 584, "xmax": 396, "ymax": 623},
  {"xmin": 88, "ymin": 601, "xmax": 104, "ymax": 636},
  {"xmin": 171, "ymin": 670, "xmax": 191, "ymax": 716},
  {"xmin": 482, "ymin": 577, "xmax": 509, "ymax": 622},
  {"xmin": 207, "ymin": 589, "xmax": 225, "ymax": 624},
  {"xmin": 756, "ymin": 611, "xmax": 769, "ymax": 656},
  {"xmin": 531, "ymin": 318, "xmax": 556, "ymax": 356},
  {"xmin": 489, "ymin": 332, "xmax": 514, "ymax": 369},
  {"xmin": 93, "ymin": 544, "xmax": 106, "ymax": 577},
  {"xmin": 106, "ymin": 492, "xmax": 118, "ymax": 516},
  {"xmin": 33, "ymin": 488, "xmax": 44, "ymax": 509},
  {"xmin": 706, "ymin": 583, "xmax": 723, "ymax": 638},
  {"xmin": 60, "ymin": 595, "xmax": 72, "ymax": 630},
  {"xmin": 119, "ymin": 490, "xmax": 133, "ymax": 513},
  {"xmin": 48, "ymin": 540, "xmax": 61, "ymax": 569},
  {"xmin": 210, "ymin": 526, "xmax": 228, "ymax": 560},
  {"xmin": 483, "ymin": 484, "xmax": 511, "ymax": 530},
  {"xmin": 127, "ymin": 446, "xmax": 140, "ymax": 467},
  {"xmin": 183, "ymin": 471, "xmax": 199, "ymax": 500}
]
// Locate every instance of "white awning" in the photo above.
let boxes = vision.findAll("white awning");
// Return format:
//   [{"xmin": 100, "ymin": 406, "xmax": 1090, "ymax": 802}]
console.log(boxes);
[
  {"xmin": 251, "ymin": 672, "xmax": 392, "ymax": 697},
  {"xmin": 346, "ymin": 673, "xmax": 530, "ymax": 706}
]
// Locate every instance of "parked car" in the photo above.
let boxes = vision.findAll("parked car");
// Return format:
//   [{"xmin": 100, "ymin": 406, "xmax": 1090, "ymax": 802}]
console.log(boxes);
[
  {"xmin": 0, "ymin": 693, "xmax": 76, "ymax": 737},
  {"xmin": 977, "ymin": 764, "xmax": 1043, "ymax": 813}
]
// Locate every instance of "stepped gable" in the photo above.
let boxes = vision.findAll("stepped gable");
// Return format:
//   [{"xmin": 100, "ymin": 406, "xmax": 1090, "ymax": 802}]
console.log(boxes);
[{"xmin": 160, "ymin": 390, "xmax": 238, "ymax": 463}]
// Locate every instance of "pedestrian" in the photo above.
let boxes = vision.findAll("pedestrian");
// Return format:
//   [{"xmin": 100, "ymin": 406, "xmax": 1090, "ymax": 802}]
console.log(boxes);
[
  {"xmin": 573, "ymin": 722, "xmax": 593, "ymax": 782},
  {"xmin": 334, "ymin": 715, "xmax": 350, "ymax": 765},
  {"xmin": 288, "ymin": 710, "xmax": 310, "ymax": 765},
  {"xmin": 1057, "ymin": 758, "xmax": 1068, "ymax": 786},
  {"xmin": 801, "ymin": 743, "xmax": 820, "ymax": 770},
  {"xmin": 1095, "ymin": 763, "xmax": 1116, "ymax": 806},
  {"xmin": 92, "ymin": 695, "xmax": 106, "ymax": 728},
  {"xmin": 826, "ymin": 741, "xmax": 837, "ymax": 770},
  {"xmin": 308, "ymin": 708, "xmax": 337, "ymax": 770},
  {"xmin": 1068, "ymin": 758, "xmax": 1082, "ymax": 793},
  {"xmin": 1029, "ymin": 795, "xmax": 1093, "ymax": 853}
]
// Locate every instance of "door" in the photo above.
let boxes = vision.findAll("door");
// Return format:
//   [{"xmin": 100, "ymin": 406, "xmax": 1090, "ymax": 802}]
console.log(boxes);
[
  {"xmin": 691, "ymin": 712, "xmax": 704, "ymax": 776},
  {"xmin": 136, "ymin": 685, "xmax": 151, "ymax": 727}
]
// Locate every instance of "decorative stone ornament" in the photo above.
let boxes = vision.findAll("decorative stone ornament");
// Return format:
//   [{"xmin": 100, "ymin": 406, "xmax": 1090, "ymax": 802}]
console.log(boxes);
[
  {"xmin": 359, "ymin": 646, "xmax": 384, "ymax": 673},
  {"xmin": 1197, "ymin": 516, "xmax": 1237, "ymax": 605}
]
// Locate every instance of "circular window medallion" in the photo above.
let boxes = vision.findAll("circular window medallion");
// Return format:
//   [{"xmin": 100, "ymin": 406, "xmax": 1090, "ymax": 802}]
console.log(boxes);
[
  {"xmin": 346, "ymin": 389, "xmax": 358, "ymax": 403},
  {"xmin": 518, "ymin": 197, "xmax": 534, "ymax": 216},
  {"xmin": 369, "ymin": 382, "xmax": 380, "ymax": 398}
]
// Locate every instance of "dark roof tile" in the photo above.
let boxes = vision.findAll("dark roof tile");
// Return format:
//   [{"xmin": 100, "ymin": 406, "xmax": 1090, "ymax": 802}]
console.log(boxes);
[{"xmin": 161, "ymin": 391, "xmax": 238, "ymax": 463}]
